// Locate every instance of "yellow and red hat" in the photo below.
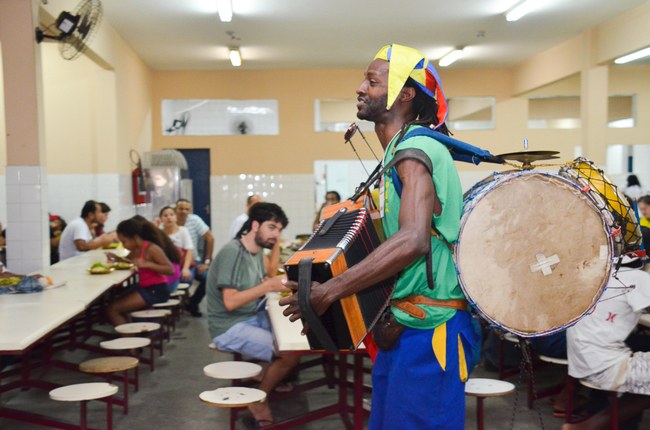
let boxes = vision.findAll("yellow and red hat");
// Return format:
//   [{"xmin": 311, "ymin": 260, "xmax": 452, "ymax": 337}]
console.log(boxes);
[{"xmin": 374, "ymin": 44, "xmax": 448, "ymax": 129}]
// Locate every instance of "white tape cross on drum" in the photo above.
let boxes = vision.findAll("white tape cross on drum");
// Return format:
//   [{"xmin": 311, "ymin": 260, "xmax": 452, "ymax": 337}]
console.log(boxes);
[{"xmin": 530, "ymin": 253, "xmax": 560, "ymax": 276}]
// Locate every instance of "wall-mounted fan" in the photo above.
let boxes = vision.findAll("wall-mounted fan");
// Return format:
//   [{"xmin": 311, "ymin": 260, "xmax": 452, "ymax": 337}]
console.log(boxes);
[{"xmin": 35, "ymin": 0, "xmax": 103, "ymax": 60}]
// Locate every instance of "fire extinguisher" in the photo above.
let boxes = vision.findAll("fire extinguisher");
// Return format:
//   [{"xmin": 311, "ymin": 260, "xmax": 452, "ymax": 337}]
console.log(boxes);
[{"xmin": 130, "ymin": 150, "xmax": 151, "ymax": 205}]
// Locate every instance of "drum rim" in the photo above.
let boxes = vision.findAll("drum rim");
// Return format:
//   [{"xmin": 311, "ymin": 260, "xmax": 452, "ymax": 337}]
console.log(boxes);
[{"xmin": 455, "ymin": 170, "xmax": 614, "ymax": 337}]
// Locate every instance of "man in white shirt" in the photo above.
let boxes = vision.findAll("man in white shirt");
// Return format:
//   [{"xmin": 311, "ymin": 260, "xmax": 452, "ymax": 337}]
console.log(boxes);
[
  {"xmin": 229, "ymin": 194, "xmax": 262, "ymax": 239},
  {"xmin": 58, "ymin": 200, "xmax": 116, "ymax": 261},
  {"xmin": 564, "ymin": 255, "xmax": 650, "ymax": 429},
  {"xmin": 175, "ymin": 199, "xmax": 214, "ymax": 316}
]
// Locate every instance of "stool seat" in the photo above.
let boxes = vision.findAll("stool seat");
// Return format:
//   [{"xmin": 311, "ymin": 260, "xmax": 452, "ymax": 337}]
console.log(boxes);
[
  {"xmin": 465, "ymin": 378, "xmax": 515, "ymax": 397},
  {"xmin": 170, "ymin": 290, "xmax": 186, "ymax": 297},
  {"xmin": 203, "ymin": 361, "xmax": 263, "ymax": 380},
  {"xmin": 50, "ymin": 382, "xmax": 119, "ymax": 402},
  {"xmin": 538, "ymin": 355, "xmax": 568, "ymax": 365},
  {"xmin": 115, "ymin": 322, "xmax": 161, "ymax": 334},
  {"xmin": 131, "ymin": 309, "xmax": 171, "ymax": 318},
  {"xmin": 152, "ymin": 299, "xmax": 181, "ymax": 308},
  {"xmin": 200, "ymin": 387, "xmax": 266, "ymax": 408},
  {"xmin": 177, "ymin": 283, "xmax": 191, "ymax": 290},
  {"xmin": 80, "ymin": 357, "xmax": 139, "ymax": 373},
  {"xmin": 579, "ymin": 379, "xmax": 622, "ymax": 393},
  {"xmin": 101, "ymin": 337, "xmax": 151, "ymax": 350}
]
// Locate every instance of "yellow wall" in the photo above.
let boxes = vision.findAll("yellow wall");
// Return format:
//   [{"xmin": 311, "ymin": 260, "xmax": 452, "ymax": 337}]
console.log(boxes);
[{"xmin": 0, "ymin": 1, "xmax": 152, "ymax": 176}]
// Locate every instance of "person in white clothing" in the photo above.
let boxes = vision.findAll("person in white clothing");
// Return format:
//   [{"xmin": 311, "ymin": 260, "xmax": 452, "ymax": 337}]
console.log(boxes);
[
  {"xmin": 564, "ymin": 255, "xmax": 650, "ymax": 429},
  {"xmin": 229, "ymin": 194, "xmax": 262, "ymax": 239},
  {"xmin": 159, "ymin": 206, "xmax": 194, "ymax": 285},
  {"xmin": 625, "ymin": 175, "xmax": 646, "ymax": 201},
  {"xmin": 58, "ymin": 200, "xmax": 116, "ymax": 261}
]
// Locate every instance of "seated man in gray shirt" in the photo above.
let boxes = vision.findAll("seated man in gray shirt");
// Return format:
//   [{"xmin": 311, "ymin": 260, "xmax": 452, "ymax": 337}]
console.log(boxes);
[{"xmin": 207, "ymin": 202, "xmax": 298, "ymax": 427}]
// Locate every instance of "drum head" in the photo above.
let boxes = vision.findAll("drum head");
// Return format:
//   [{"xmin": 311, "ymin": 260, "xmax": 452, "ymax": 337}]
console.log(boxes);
[{"xmin": 456, "ymin": 172, "xmax": 612, "ymax": 336}]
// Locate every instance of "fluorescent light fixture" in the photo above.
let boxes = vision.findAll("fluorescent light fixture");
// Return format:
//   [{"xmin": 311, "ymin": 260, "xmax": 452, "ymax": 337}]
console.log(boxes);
[
  {"xmin": 439, "ymin": 48, "xmax": 464, "ymax": 67},
  {"xmin": 614, "ymin": 47, "xmax": 650, "ymax": 64},
  {"xmin": 217, "ymin": 0, "xmax": 233, "ymax": 22},
  {"xmin": 505, "ymin": 0, "xmax": 538, "ymax": 22},
  {"xmin": 229, "ymin": 47, "xmax": 242, "ymax": 67}
]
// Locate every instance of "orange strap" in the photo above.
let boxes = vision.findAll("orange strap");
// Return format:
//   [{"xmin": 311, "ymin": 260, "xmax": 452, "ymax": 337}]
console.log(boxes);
[{"xmin": 391, "ymin": 295, "xmax": 468, "ymax": 320}]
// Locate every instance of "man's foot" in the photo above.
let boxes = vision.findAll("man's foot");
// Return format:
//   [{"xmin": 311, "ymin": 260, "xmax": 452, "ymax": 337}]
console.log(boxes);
[{"xmin": 184, "ymin": 303, "xmax": 202, "ymax": 317}]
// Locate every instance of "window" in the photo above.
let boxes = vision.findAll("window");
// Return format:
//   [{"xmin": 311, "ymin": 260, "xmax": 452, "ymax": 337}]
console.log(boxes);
[
  {"xmin": 608, "ymin": 95, "xmax": 635, "ymax": 128},
  {"xmin": 447, "ymin": 97, "xmax": 495, "ymax": 130},
  {"xmin": 528, "ymin": 96, "xmax": 581, "ymax": 129},
  {"xmin": 161, "ymin": 99, "xmax": 279, "ymax": 136},
  {"xmin": 314, "ymin": 99, "xmax": 373, "ymax": 132}
]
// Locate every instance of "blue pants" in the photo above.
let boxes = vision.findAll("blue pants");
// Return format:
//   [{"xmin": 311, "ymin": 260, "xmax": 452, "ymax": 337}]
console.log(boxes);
[
  {"xmin": 213, "ymin": 312, "xmax": 274, "ymax": 362},
  {"xmin": 369, "ymin": 310, "xmax": 478, "ymax": 430}
]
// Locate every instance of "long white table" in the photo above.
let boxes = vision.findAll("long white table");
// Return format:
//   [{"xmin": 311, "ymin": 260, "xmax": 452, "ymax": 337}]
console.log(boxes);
[
  {"xmin": 266, "ymin": 292, "xmax": 310, "ymax": 351},
  {"xmin": 0, "ymin": 249, "xmax": 134, "ymax": 353}
]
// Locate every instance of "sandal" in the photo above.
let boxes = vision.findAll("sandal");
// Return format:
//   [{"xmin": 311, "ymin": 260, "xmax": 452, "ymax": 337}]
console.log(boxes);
[
  {"xmin": 243, "ymin": 416, "xmax": 274, "ymax": 429},
  {"xmin": 274, "ymin": 382, "xmax": 294, "ymax": 393}
]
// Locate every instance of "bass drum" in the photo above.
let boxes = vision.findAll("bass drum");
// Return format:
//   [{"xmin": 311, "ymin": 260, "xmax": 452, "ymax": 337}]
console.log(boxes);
[{"xmin": 455, "ymin": 171, "xmax": 613, "ymax": 337}]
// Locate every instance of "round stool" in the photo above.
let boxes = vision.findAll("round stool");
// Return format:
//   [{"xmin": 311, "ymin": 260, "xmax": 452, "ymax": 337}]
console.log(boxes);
[
  {"xmin": 152, "ymin": 299, "xmax": 180, "ymax": 308},
  {"xmin": 130, "ymin": 309, "xmax": 171, "ymax": 318},
  {"xmin": 115, "ymin": 322, "xmax": 160, "ymax": 334},
  {"xmin": 170, "ymin": 290, "xmax": 186, "ymax": 298},
  {"xmin": 199, "ymin": 387, "xmax": 266, "ymax": 408},
  {"xmin": 177, "ymin": 282, "xmax": 191, "ymax": 291},
  {"xmin": 203, "ymin": 362, "xmax": 263, "ymax": 380},
  {"xmin": 50, "ymin": 382, "xmax": 118, "ymax": 430},
  {"xmin": 131, "ymin": 309, "xmax": 173, "ymax": 340},
  {"xmin": 101, "ymin": 337, "xmax": 155, "ymax": 372},
  {"xmin": 465, "ymin": 378, "xmax": 515, "ymax": 430},
  {"xmin": 114, "ymin": 322, "xmax": 162, "ymax": 369},
  {"xmin": 79, "ymin": 357, "xmax": 139, "ymax": 415},
  {"xmin": 153, "ymin": 299, "xmax": 182, "ymax": 326}
]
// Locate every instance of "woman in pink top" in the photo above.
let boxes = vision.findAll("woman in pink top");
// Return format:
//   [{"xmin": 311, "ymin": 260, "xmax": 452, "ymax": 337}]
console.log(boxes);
[{"xmin": 106, "ymin": 218, "xmax": 175, "ymax": 326}]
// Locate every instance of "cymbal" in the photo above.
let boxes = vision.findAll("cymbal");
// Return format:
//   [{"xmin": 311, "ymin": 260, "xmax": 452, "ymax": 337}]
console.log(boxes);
[{"xmin": 497, "ymin": 150, "xmax": 560, "ymax": 164}]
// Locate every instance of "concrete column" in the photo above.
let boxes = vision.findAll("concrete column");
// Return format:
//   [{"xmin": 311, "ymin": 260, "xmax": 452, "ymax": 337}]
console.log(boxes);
[{"xmin": 0, "ymin": 0, "xmax": 50, "ymax": 273}]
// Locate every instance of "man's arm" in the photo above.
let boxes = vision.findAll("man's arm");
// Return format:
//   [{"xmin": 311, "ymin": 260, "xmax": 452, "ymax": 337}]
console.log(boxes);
[
  {"xmin": 264, "ymin": 241, "xmax": 282, "ymax": 277},
  {"xmin": 202, "ymin": 230, "xmax": 214, "ymax": 261},
  {"xmin": 75, "ymin": 232, "xmax": 116, "ymax": 252},
  {"xmin": 281, "ymin": 158, "xmax": 437, "ymax": 318},
  {"xmin": 222, "ymin": 275, "xmax": 287, "ymax": 311}
]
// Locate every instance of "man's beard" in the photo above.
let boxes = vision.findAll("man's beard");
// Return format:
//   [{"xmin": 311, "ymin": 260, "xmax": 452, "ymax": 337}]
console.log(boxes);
[
  {"xmin": 254, "ymin": 231, "xmax": 275, "ymax": 249},
  {"xmin": 357, "ymin": 94, "xmax": 387, "ymax": 122}
]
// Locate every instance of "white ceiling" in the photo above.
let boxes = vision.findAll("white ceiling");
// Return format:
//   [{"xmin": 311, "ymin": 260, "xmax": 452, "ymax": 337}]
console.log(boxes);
[{"xmin": 94, "ymin": 0, "xmax": 649, "ymax": 70}]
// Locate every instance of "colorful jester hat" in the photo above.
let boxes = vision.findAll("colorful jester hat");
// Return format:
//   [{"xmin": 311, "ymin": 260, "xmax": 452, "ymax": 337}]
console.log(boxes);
[{"xmin": 374, "ymin": 44, "xmax": 448, "ymax": 129}]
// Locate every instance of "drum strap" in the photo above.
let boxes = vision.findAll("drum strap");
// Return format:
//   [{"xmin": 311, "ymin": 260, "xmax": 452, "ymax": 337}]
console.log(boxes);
[{"xmin": 391, "ymin": 296, "xmax": 468, "ymax": 319}]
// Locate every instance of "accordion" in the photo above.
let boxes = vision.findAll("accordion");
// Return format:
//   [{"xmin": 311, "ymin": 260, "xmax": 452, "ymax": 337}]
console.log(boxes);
[{"xmin": 284, "ymin": 198, "xmax": 395, "ymax": 351}]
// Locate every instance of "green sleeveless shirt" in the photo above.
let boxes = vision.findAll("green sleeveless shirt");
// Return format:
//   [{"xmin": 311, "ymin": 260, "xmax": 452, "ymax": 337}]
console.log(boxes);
[{"xmin": 382, "ymin": 125, "xmax": 465, "ymax": 329}]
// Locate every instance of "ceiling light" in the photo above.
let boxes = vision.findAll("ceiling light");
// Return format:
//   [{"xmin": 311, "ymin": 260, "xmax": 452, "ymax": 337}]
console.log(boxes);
[
  {"xmin": 505, "ymin": 0, "xmax": 538, "ymax": 22},
  {"xmin": 439, "ymin": 48, "xmax": 464, "ymax": 67},
  {"xmin": 229, "ymin": 47, "xmax": 241, "ymax": 67},
  {"xmin": 614, "ymin": 47, "xmax": 650, "ymax": 64},
  {"xmin": 217, "ymin": 0, "xmax": 233, "ymax": 22}
]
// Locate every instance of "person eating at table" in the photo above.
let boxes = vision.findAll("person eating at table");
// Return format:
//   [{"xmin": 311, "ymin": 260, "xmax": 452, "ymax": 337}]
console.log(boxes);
[
  {"xmin": 206, "ymin": 202, "xmax": 298, "ymax": 428},
  {"xmin": 106, "ymin": 218, "xmax": 175, "ymax": 326},
  {"xmin": 58, "ymin": 200, "xmax": 117, "ymax": 261}
]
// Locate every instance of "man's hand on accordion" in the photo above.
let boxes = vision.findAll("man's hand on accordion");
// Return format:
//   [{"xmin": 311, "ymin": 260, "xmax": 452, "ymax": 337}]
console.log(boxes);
[{"xmin": 279, "ymin": 279, "xmax": 332, "ymax": 335}]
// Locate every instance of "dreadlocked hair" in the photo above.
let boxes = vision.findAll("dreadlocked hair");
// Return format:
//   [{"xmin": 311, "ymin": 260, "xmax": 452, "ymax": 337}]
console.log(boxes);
[{"xmin": 395, "ymin": 77, "xmax": 450, "ymax": 144}]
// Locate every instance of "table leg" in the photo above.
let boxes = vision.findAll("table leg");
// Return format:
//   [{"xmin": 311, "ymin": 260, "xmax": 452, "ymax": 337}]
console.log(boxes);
[{"xmin": 353, "ymin": 353, "xmax": 364, "ymax": 430}]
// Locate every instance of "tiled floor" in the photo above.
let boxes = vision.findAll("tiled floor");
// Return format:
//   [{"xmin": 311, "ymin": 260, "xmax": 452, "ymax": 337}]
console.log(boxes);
[{"xmin": 1, "ymin": 303, "xmax": 648, "ymax": 430}]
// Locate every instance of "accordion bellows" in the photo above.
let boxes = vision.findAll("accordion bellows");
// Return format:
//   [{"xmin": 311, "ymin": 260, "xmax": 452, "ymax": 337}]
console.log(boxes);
[{"xmin": 284, "ymin": 200, "xmax": 395, "ymax": 351}]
